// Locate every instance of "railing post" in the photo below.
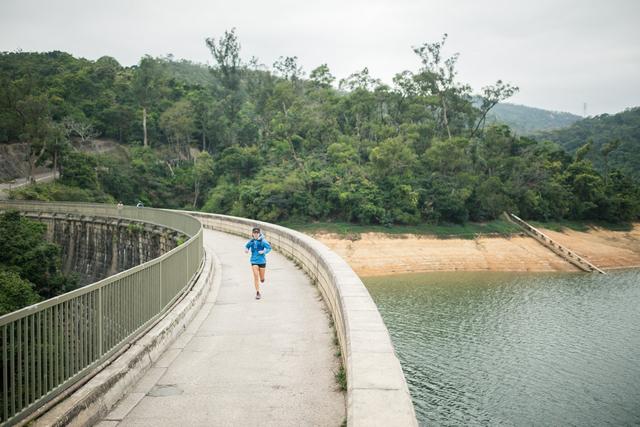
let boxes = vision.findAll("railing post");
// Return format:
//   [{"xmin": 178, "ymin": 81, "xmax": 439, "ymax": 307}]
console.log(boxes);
[
  {"xmin": 98, "ymin": 288, "xmax": 103, "ymax": 357},
  {"xmin": 159, "ymin": 261, "xmax": 163, "ymax": 309},
  {"xmin": 186, "ymin": 245, "xmax": 190, "ymax": 285}
]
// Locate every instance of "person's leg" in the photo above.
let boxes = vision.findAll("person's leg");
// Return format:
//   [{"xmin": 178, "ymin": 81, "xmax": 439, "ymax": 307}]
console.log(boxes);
[
  {"xmin": 259, "ymin": 266, "xmax": 266, "ymax": 284},
  {"xmin": 251, "ymin": 265, "xmax": 261, "ymax": 294}
]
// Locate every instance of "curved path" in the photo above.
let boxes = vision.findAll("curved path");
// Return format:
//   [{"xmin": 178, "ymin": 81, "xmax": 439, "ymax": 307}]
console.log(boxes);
[{"xmin": 98, "ymin": 229, "xmax": 345, "ymax": 426}]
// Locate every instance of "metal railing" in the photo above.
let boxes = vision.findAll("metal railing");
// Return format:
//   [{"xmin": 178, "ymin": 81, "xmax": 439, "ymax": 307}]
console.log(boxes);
[
  {"xmin": 0, "ymin": 201, "xmax": 203, "ymax": 425},
  {"xmin": 505, "ymin": 212, "xmax": 606, "ymax": 274}
]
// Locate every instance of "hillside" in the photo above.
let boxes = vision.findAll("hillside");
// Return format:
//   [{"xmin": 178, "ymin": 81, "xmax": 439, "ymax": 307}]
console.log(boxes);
[
  {"xmin": 537, "ymin": 107, "xmax": 640, "ymax": 180},
  {"xmin": 2, "ymin": 37, "xmax": 639, "ymax": 225},
  {"xmin": 487, "ymin": 102, "xmax": 582, "ymax": 134}
]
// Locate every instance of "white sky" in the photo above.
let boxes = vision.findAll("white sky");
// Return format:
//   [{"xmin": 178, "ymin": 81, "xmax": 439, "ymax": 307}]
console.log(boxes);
[{"xmin": 1, "ymin": 0, "xmax": 639, "ymax": 115}]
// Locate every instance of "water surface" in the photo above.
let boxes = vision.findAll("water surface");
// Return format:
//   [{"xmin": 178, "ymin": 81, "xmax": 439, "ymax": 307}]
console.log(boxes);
[{"xmin": 365, "ymin": 270, "xmax": 640, "ymax": 426}]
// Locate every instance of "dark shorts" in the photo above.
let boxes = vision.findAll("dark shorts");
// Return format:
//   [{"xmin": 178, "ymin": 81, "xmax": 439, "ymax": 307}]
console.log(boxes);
[{"xmin": 251, "ymin": 263, "xmax": 266, "ymax": 268}]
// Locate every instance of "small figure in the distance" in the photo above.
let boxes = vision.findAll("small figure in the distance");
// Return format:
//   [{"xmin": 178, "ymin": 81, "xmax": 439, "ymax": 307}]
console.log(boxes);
[{"xmin": 244, "ymin": 227, "xmax": 272, "ymax": 300}]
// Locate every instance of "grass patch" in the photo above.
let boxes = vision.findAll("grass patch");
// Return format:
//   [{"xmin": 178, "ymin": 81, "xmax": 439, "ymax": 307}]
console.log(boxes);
[
  {"xmin": 127, "ymin": 223, "xmax": 144, "ymax": 234},
  {"xmin": 335, "ymin": 366, "xmax": 347, "ymax": 392},
  {"xmin": 282, "ymin": 219, "xmax": 521, "ymax": 239},
  {"xmin": 9, "ymin": 182, "xmax": 114, "ymax": 203},
  {"xmin": 530, "ymin": 220, "xmax": 634, "ymax": 233}
]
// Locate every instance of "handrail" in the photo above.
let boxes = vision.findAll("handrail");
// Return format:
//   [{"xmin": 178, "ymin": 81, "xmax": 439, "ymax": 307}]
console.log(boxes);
[
  {"xmin": 505, "ymin": 212, "xmax": 606, "ymax": 274},
  {"xmin": 187, "ymin": 212, "xmax": 418, "ymax": 426},
  {"xmin": 0, "ymin": 201, "xmax": 204, "ymax": 425}
]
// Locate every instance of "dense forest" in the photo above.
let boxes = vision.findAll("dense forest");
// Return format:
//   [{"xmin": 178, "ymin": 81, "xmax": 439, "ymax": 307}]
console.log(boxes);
[
  {"xmin": 536, "ymin": 107, "xmax": 640, "ymax": 181},
  {"xmin": 1, "ymin": 30, "xmax": 639, "ymax": 226}
]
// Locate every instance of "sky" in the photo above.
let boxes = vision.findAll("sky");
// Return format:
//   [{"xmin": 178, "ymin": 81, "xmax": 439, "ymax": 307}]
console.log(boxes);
[{"xmin": 1, "ymin": 0, "xmax": 639, "ymax": 116}]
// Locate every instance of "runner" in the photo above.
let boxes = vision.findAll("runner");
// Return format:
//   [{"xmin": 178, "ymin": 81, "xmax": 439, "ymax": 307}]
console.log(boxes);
[{"xmin": 244, "ymin": 227, "xmax": 272, "ymax": 299}]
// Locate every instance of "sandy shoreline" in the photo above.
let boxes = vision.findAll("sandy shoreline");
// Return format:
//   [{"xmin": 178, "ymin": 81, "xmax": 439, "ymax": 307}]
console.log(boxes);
[{"xmin": 310, "ymin": 224, "xmax": 640, "ymax": 277}]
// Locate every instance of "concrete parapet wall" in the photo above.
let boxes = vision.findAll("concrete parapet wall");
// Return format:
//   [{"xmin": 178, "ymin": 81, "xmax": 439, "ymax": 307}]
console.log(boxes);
[
  {"xmin": 188, "ymin": 212, "xmax": 418, "ymax": 427},
  {"xmin": 20, "ymin": 212, "xmax": 183, "ymax": 285}
]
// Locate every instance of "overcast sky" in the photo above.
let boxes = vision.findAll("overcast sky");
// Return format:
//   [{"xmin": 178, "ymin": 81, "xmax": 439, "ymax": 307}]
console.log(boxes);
[{"xmin": 1, "ymin": 0, "xmax": 638, "ymax": 115}]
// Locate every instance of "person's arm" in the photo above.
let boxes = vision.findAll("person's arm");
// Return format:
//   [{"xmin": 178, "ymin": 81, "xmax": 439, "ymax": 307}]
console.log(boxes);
[
  {"xmin": 244, "ymin": 241, "xmax": 251, "ymax": 253},
  {"xmin": 260, "ymin": 240, "xmax": 272, "ymax": 255}
]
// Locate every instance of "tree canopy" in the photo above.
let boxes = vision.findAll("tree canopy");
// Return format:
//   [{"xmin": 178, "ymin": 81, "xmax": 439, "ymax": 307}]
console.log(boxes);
[{"xmin": 1, "ymin": 33, "xmax": 639, "ymax": 225}]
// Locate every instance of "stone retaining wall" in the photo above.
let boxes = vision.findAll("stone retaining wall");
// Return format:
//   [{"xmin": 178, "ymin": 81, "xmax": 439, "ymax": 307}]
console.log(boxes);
[{"xmin": 188, "ymin": 212, "xmax": 418, "ymax": 427}]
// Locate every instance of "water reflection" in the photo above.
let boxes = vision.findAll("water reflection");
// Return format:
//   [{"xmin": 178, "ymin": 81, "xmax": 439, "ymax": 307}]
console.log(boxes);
[{"xmin": 365, "ymin": 270, "xmax": 640, "ymax": 426}]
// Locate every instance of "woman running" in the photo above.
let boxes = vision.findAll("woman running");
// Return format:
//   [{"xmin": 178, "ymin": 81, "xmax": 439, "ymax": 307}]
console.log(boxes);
[{"xmin": 244, "ymin": 227, "xmax": 272, "ymax": 299}]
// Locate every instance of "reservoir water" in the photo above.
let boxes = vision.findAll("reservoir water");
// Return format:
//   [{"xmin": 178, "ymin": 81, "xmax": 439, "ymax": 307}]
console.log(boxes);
[{"xmin": 364, "ymin": 270, "xmax": 640, "ymax": 426}]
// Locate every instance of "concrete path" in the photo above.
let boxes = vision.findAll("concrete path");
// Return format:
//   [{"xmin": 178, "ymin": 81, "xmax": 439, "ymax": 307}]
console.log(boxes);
[
  {"xmin": 0, "ymin": 171, "xmax": 58, "ymax": 199},
  {"xmin": 98, "ymin": 229, "xmax": 345, "ymax": 426}
]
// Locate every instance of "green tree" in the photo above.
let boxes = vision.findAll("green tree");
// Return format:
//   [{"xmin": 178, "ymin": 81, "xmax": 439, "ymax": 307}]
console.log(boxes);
[
  {"xmin": 309, "ymin": 64, "xmax": 335, "ymax": 88},
  {"xmin": 471, "ymin": 80, "xmax": 519, "ymax": 137},
  {"xmin": 412, "ymin": 34, "xmax": 472, "ymax": 139},
  {"xmin": 206, "ymin": 28, "xmax": 244, "ymax": 146},
  {"xmin": 0, "ymin": 270, "xmax": 42, "ymax": 316},
  {"xmin": 0, "ymin": 211, "xmax": 77, "ymax": 299},
  {"xmin": 159, "ymin": 99, "xmax": 196, "ymax": 153},
  {"xmin": 15, "ymin": 94, "xmax": 54, "ymax": 181},
  {"xmin": 192, "ymin": 151, "xmax": 214, "ymax": 208},
  {"xmin": 60, "ymin": 151, "xmax": 99, "ymax": 190},
  {"xmin": 132, "ymin": 56, "xmax": 167, "ymax": 147}
]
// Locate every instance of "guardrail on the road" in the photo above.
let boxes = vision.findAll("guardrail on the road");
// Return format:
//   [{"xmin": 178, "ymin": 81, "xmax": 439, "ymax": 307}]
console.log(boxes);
[
  {"xmin": 0, "ymin": 201, "xmax": 204, "ymax": 425},
  {"xmin": 189, "ymin": 212, "xmax": 418, "ymax": 427}
]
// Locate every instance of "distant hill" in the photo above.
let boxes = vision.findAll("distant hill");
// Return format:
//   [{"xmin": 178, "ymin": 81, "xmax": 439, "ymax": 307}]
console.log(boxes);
[
  {"xmin": 536, "ymin": 107, "xmax": 640, "ymax": 180},
  {"xmin": 160, "ymin": 57, "xmax": 213, "ymax": 87},
  {"xmin": 486, "ymin": 102, "xmax": 582, "ymax": 135}
]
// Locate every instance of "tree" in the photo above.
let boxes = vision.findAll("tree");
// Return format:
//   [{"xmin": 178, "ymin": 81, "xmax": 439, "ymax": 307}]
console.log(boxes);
[
  {"xmin": 273, "ymin": 56, "xmax": 305, "ymax": 82},
  {"xmin": 309, "ymin": 64, "xmax": 335, "ymax": 88},
  {"xmin": 206, "ymin": 28, "xmax": 242, "ymax": 91},
  {"xmin": 132, "ymin": 56, "xmax": 167, "ymax": 147},
  {"xmin": 0, "ymin": 210, "xmax": 77, "ymax": 299},
  {"xmin": 59, "ymin": 151, "xmax": 99, "ymax": 189},
  {"xmin": 159, "ymin": 100, "xmax": 196, "ymax": 155},
  {"xmin": 192, "ymin": 152, "xmax": 214, "ymax": 208},
  {"xmin": 370, "ymin": 137, "xmax": 417, "ymax": 180},
  {"xmin": 189, "ymin": 90, "xmax": 216, "ymax": 152},
  {"xmin": 15, "ymin": 94, "xmax": 53, "ymax": 182},
  {"xmin": 600, "ymin": 139, "xmax": 621, "ymax": 184},
  {"xmin": 46, "ymin": 121, "xmax": 71, "ymax": 180},
  {"xmin": 0, "ymin": 270, "xmax": 41, "ymax": 316},
  {"xmin": 412, "ymin": 34, "xmax": 471, "ymax": 139},
  {"xmin": 471, "ymin": 80, "xmax": 519, "ymax": 137},
  {"xmin": 338, "ymin": 67, "xmax": 381, "ymax": 92},
  {"xmin": 62, "ymin": 115, "xmax": 98, "ymax": 143},
  {"xmin": 206, "ymin": 28, "xmax": 244, "ymax": 145}
]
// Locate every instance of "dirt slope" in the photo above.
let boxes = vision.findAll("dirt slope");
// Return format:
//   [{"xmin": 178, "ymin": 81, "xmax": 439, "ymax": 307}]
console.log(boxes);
[{"xmin": 310, "ymin": 225, "xmax": 640, "ymax": 277}]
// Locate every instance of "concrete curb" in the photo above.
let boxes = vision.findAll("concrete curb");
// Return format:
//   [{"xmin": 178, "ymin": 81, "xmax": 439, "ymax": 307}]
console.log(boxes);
[{"xmin": 30, "ymin": 246, "xmax": 222, "ymax": 427}]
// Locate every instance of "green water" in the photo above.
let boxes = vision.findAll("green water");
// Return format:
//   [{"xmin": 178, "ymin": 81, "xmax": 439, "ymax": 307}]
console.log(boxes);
[{"xmin": 365, "ymin": 270, "xmax": 640, "ymax": 426}]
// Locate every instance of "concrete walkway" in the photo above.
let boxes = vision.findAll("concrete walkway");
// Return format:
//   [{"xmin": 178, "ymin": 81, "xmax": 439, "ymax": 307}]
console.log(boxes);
[
  {"xmin": 98, "ymin": 229, "xmax": 345, "ymax": 426},
  {"xmin": 0, "ymin": 171, "xmax": 58, "ymax": 199}
]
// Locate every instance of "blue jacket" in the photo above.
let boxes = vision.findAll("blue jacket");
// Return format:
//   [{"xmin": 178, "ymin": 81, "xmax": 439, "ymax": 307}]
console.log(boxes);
[{"xmin": 245, "ymin": 234, "xmax": 272, "ymax": 265}]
